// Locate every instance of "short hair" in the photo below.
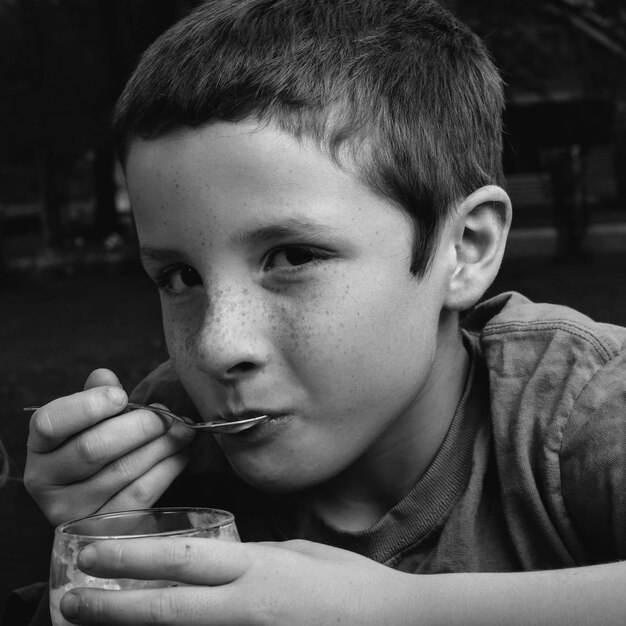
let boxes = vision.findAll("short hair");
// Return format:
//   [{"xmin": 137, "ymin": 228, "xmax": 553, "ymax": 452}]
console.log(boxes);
[{"xmin": 114, "ymin": 0, "xmax": 504, "ymax": 274}]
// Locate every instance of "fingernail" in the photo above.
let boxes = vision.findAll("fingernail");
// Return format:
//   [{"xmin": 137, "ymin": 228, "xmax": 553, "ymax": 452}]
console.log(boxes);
[
  {"xmin": 78, "ymin": 544, "xmax": 96, "ymax": 570},
  {"xmin": 60, "ymin": 590, "xmax": 80, "ymax": 621}
]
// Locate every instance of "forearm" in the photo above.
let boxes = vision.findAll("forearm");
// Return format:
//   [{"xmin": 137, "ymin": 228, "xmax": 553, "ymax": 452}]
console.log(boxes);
[
  {"xmin": 56, "ymin": 538, "xmax": 626, "ymax": 626},
  {"xmin": 392, "ymin": 561, "xmax": 626, "ymax": 626}
]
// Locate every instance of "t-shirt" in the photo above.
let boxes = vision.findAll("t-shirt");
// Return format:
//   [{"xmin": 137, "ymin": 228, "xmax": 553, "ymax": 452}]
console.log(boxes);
[
  {"xmin": 139, "ymin": 291, "xmax": 626, "ymax": 572},
  {"xmin": 6, "ymin": 292, "xmax": 626, "ymax": 624}
]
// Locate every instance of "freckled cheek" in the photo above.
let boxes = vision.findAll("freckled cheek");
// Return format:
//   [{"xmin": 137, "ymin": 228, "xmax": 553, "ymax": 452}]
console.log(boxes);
[
  {"xmin": 161, "ymin": 307, "xmax": 198, "ymax": 369},
  {"xmin": 304, "ymin": 284, "xmax": 416, "ymax": 373},
  {"xmin": 274, "ymin": 286, "xmax": 379, "ymax": 378},
  {"xmin": 269, "ymin": 287, "xmax": 334, "ymax": 359}
]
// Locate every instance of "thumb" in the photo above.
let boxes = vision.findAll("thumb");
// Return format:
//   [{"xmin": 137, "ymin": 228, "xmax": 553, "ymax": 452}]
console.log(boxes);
[{"xmin": 83, "ymin": 368, "xmax": 123, "ymax": 391}]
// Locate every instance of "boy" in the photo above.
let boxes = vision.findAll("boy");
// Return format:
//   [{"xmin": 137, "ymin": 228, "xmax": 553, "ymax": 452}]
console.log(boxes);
[{"xmin": 20, "ymin": 0, "xmax": 626, "ymax": 624}]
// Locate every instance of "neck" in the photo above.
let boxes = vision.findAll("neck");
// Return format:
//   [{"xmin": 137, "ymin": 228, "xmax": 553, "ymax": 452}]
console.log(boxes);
[{"xmin": 302, "ymin": 319, "xmax": 470, "ymax": 532}]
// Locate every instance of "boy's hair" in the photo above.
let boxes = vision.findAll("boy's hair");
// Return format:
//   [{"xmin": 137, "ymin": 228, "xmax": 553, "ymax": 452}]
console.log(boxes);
[{"xmin": 114, "ymin": 0, "xmax": 504, "ymax": 274}]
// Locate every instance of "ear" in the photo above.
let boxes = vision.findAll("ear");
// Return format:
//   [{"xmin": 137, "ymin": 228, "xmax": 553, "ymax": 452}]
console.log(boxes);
[{"xmin": 444, "ymin": 185, "xmax": 512, "ymax": 311}]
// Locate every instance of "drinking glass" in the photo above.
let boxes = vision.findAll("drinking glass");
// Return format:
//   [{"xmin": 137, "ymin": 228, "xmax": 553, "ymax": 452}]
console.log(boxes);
[{"xmin": 49, "ymin": 507, "xmax": 239, "ymax": 626}]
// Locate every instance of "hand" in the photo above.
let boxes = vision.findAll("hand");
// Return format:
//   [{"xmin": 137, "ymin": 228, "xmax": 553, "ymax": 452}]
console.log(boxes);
[
  {"xmin": 24, "ymin": 368, "xmax": 195, "ymax": 526},
  {"xmin": 60, "ymin": 537, "xmax": 411, "ymax": 626}
]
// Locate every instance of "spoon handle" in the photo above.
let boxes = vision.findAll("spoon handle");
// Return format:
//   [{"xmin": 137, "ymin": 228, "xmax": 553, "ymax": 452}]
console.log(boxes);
[
  {"xmin": 125, "ymin": 402, "xmax": 195, "ymax": 427},
  {"xmin": 24, "ymin": 403, "xmax": 269, "ymax": 434}
]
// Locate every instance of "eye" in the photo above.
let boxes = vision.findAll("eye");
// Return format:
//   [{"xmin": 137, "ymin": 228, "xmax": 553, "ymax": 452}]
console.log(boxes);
[
  {"xmin": 265, "ymin": 246, "xmax": 322, "ymax": 270},
  {"xmin": 155, "ymin": 265, "xmax": 202, "ymax": 295}
]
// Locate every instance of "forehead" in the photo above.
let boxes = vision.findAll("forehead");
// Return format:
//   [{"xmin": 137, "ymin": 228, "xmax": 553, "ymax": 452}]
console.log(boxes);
[
  {"xmin": 126, "ymin": 120, "xmax": 351, "ymax": 198},
  {"xmin": 125, "ymin": 121, "xmax": 414, "ymax": 243}
]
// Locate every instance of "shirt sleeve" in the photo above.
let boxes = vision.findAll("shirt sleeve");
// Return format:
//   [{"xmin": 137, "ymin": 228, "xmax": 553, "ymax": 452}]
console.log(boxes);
[
  {"xmin": 1, "ymin": 583, "xmax": 50, "ymax": 626},
  {"xmin": 560, "ymin": 350, "xmax": 626, "ymax": 563}
]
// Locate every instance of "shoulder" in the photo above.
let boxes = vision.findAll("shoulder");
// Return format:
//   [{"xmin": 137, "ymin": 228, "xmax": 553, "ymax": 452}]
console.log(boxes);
[
  {"xmin": 469, "ymin": 292, "xmax": 626, "ymax": 436},
  {"xmin": 465, "ymin": 292, "xmax": 626, "ymax": 413},
  {"xmin": 464, "ymin": 291, "xmax": 626, "ymax": 432},
  {"xmin": 465, "ymin": 291, "xmax": 626, "ymax": 445},
  {"xmin": 465, "ymin": 291, "xmax": 626, "ymax": 365},
  {"xmin": 465, "ymin": 292, "xmax": 626, "ymax": 563}
]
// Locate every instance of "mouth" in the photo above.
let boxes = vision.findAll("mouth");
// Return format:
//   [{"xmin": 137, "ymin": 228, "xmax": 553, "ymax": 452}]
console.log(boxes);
[
  {"xmin": 218, "ymin": 409, "xmax": 282, "ymax": 423},
  {"xmin": 212, "ymin": 409, "xmax": 292, "ymax": 438}
]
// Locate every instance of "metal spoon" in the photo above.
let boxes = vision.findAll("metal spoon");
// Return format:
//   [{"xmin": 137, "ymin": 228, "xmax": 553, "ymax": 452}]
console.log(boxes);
[{"xmin": 23, "ymin": 403, "xmax": 270, "ymax": 435}]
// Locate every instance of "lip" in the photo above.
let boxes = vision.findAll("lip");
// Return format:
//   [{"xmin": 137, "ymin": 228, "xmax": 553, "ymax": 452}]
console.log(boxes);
[
  {"xmin": 218, "ymin": 409, "xmax": 283, "ymax": 422},
  {"xmin": 218, "ymin": 412, "xmax": 292, "ymax": 439}
]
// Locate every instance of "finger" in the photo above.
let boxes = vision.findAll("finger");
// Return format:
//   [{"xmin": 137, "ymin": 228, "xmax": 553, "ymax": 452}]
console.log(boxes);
[
  {"xmin": 41, "ymin": 408, "xmax": 191, "ymax": 483},
  {"xmin": 61, "ymin": 586, "xmax": 241, "ymax": 626},
  {"xmin": 84, "ymin": 368, "xmax": 123, "ymax": 391},
  {"xmin": 28, "ymin": 386, "xmax": 127, "ymax": 453},
  {"xmin": 32, "ymin": 443, "xmax": 193, "ymax": 527},
  {"xmin": 97, "ymin": 449, "xmax": 191, "ymax": 512},
  {"xmin": 78, "ymin": 537, "xmax": 250, "ymax": 586}
]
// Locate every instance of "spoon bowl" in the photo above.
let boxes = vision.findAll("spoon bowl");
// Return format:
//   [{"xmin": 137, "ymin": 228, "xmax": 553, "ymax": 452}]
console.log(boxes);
[{"xmin": 125, "ymin": 402, "xmax": 270, "ymax": 434}]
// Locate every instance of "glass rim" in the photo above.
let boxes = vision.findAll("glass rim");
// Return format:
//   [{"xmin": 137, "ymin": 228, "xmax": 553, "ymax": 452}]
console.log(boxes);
[{"xmin": 55, "ymin": 507, "xmax": 235, "ymax": 540}]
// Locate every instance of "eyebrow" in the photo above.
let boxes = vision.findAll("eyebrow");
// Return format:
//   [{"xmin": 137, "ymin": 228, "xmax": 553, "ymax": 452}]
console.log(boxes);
[
  {"xmin": 139, "ymin": 247, "xmax": 180, "ymax": 264},
  {"xmin": 139, "ymin": 216, "xmax": 339, "ymax": 264},
  {"xmin": 232, "ymin": 217, "xmax": 337, "ymax": 247}
]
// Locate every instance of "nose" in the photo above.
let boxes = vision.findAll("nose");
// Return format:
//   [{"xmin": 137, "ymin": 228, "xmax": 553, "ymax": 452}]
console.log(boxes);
[{"xmin": 192, "ymin": 285, "xmax": 271, "ymax": 381}]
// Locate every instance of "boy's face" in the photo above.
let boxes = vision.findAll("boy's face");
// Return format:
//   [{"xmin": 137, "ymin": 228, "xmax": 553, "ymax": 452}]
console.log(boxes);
[{"xmin": 127, "ymin": 121, "xmax": 463, "ymax": 494}]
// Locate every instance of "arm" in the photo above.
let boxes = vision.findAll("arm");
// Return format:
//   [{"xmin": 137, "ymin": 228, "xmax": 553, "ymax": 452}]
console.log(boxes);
[
  {"xmin": 420, "ymin": 562, "xmax": 626, "ymax": 625},
  {"xmin": 59, "ymin": 538, "xmax": 626, "ymax": 626}
]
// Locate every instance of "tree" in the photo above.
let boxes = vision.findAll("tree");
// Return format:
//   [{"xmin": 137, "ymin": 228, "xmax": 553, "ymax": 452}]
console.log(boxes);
[
  {"xmin": 0, "ymin": 0, "xmax": 116, "ymax": 248},
  {"xmin": 445, "ymin": 0, "xmax": 626, "ymax": 256},
  {"xmin": 0, "ymin": 0, "xmax": 193, "ymax": 253}
]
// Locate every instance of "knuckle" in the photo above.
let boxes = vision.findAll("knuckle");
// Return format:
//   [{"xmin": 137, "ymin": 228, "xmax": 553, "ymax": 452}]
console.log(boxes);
[
  {"xmin": 135, "ymin": 413, "xmax": 154, "ymax": 440},
  {"xmin": 75, "ymin": 433, "xmax": 106, "ymax": 467},
  {"xmin": 47, "ymin": 501, "xmax": 73, "ymax": 527},
  {"xmin": 23, "ymin": 472, "xmax": 47, "ymax": 502},
  {"xmin": 84, "ymin": 386, "xmax": 124, "ymax": 419},
  {"xmin": 30, "ymin": 408, "xmax": 56, "ymax": 442},
  {"xmin": 146, "ymin": 590, "xmax": 182, "ymax": 624},
  {"xmin": 109, "ymin": 541, "xmax": 129, "ymax": 569},
  {"xmin": 283, "ymin": 538, "xmax": 313, "ymax": 553},
  {"xmin": 83, "ymin": 390, "xmax": 106, "ymax": 419},
  {"xmin": 110, "ymin": 453, "xmax": 140, "ymax": 481},
  {"xmin": 124, "ymin": 476, "xmax": 156, "ymax": 508},
  {"xmin": 22, "ymin": 467, "xmax": 38, "ymax": 493},
  {"xmin": 89, "ymin": 591, "xmax": 113, "ymax": 622},
  {"xmin": 137, "ymin": 411, "xmax": 166, "ymax": 440},
  {"xmin": 23, "ymin": 473, "xmax": 67, "ymax": 525}
]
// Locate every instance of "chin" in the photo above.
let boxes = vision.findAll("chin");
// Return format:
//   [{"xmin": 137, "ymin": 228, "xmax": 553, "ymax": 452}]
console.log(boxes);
[{"xmin": 227, "ymin": 458, "xmax": 329, "ymax": 495}]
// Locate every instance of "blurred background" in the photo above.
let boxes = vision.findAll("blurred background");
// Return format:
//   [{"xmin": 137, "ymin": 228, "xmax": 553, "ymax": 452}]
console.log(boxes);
[{"xmin": 1, "ymin": 0, "xmax": 625, "ymax": 615}]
